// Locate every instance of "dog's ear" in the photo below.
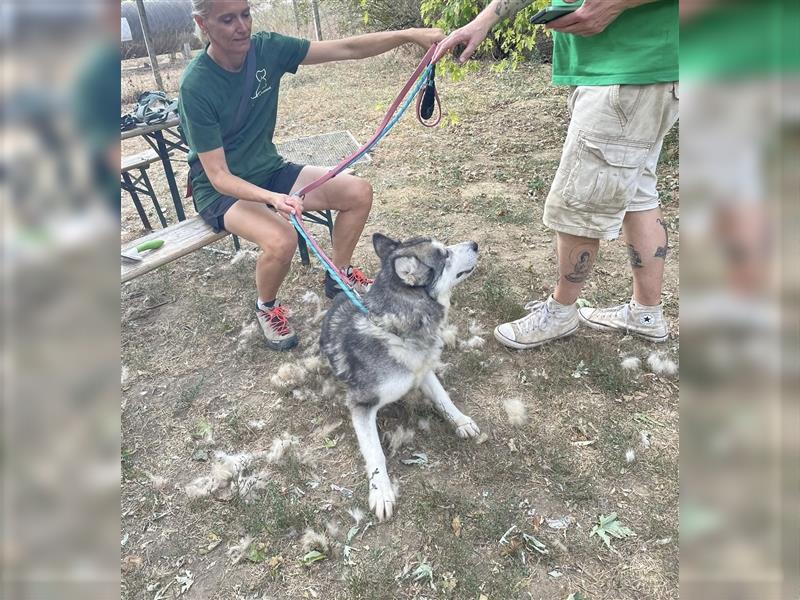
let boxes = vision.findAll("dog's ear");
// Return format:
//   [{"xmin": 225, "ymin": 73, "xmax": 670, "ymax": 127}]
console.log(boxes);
[
  {"xmin": 373, "ymin": 233, "xmax": 398, "ymax": 260},
  {"xmin": 393, "ymin": 256, "xmax": 432, "ymax": 287}
]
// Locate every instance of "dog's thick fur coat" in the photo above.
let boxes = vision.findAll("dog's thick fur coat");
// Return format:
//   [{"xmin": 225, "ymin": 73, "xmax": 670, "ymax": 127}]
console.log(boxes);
[{"xmin": 321, "ymin": 234, "xmax": 481, "ymax": 520}]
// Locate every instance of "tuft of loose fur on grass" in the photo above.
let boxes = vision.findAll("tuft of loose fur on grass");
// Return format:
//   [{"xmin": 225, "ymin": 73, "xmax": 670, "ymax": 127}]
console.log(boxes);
[
  {"xmin": 621, "ymin": 356, "xmax": 641, "ymax": 371},
  {"xmin": 325, "ymin": 520, "xmax": 340, "ymax": 539},
  {"xmin": 468, "ymin": 320, "xmax": 486, "ymax": 336},
  {"xmin": 460, "ymin": 335, "xmax": 486, "ymax": 350},
  {"xmin": 314, "ymin": 420, "xmax": 343, "ymax": 440},
  {"xmin": 236, "ymin": 321, "xmax": 259, "ymax": 353},
  {"xmin": 347, "ymin": 507, "xmax": 365, "ymax": 525},
  {"xmin": 238, "ymin": 470, "xmax": 271, "ymax": 502},
  {"xmin": 301, "ymin": 355, "xmax": 325, "ymax": 374},
  {"xmin": 247, "ymin": 419, "xmax": 267, "ymax": 431},
  {"xmin": 270, "ymin": 363, "xmax": 308, "ymax": 388},
  {"xmin": 226, "ymin": 536, "xmax": 253, "ymax": 565},
  {"xmin": 640, "ymin": 430, "xmax": 652, "ymax": 448},
  {"xmin": 625, "ymin": 448, "xmax": 636, "ymax": 463},
  {"xmin": 301, "ymin": 528, "xmax": 330, "ymax": 554},
  {"xmin": 229, "ymin": 249, "xmax": 258, "ymax": 266},
  {"xmin": 146, "ymin": 472, "xmax": 169, "ymax": 491},
  {"xmin": 185, "ymin": 476, "xmax": 215, "ymax": 499},
  {"xmin": 647, "ymin": 351, "xmax": 678, "ymax": 376},
  {"xmin": 417, "ymin": 418, "xmax": 430, "ymax": 432},
  {"xmin": 301, "ymin": 290, "xmax": 327, "ymax": 324},
  {"xmin": 441, "ymin": 324, "xmax": 458, "ymax": 348},
  {"xmin": 503, "ymin": 398, "xmax": 528, "ymax": 426},
  {"xmin": 319, "ymin": 379, "xmax": 338, "ymax": 401},
  {"xmin": 384, "ymin": 425, "xmax": 415, "ymax": 457},
  {"xmin": 266, "ymin": 432, "xmax": 300, "ymax": 463}
]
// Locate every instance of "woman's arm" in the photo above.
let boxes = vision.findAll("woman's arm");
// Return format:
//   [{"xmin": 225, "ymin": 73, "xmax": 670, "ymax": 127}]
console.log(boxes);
[
  {"xmin": 301, "ymin": 28, "xmax": 444, "ymax": 65},
  {"xmin": 197, "ymin": 147, "xmax": 303, "ymax": 219}
]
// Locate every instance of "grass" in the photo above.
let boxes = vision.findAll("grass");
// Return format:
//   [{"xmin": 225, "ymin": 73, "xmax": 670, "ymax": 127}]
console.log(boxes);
[
  {"xmin": 239, "ymin": 482, "xmax": 315, "ymax": 539},
  {"xmin": 121, "ymin": 49, "xmax": 679, "ymax": 600},
  {"xmin": 476, "ymin": 276, "xmax": 527, "ymax": 325},
  {"xmin": 173, "ymin": 375, "xmax": 204, "ymax": 416},
  {"xmin": 474, "ymin": 194, "xmax": 535, "ymax": 225}
]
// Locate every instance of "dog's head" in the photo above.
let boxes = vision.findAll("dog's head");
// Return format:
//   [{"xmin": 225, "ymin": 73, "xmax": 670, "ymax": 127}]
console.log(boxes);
[{"xmin": 372, "ymin": 233, "xmax": 478, "ymax": 301}]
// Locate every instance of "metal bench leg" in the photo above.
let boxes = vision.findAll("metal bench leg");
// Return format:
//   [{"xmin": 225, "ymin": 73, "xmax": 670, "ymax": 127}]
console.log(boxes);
[
  {"xmin": 122, "ymin": 172, "xmax": 152, "ymax": 230},
  {"xmin": 325, "ymin": 209, "xmax": 334, "ymax": 240},
  {"xmin": 139, "ymin": 167, "xmax": 167, "ymax": 228},
  {"xmin": 297, "ymin": 233, "xmax": 310, "ymax": 266}
]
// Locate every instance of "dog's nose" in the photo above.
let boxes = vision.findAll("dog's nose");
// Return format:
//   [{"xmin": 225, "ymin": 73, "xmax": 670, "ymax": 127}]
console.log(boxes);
[{"xmin": 470, "ymin": 241, "xmax": 478, "ymax": 253}]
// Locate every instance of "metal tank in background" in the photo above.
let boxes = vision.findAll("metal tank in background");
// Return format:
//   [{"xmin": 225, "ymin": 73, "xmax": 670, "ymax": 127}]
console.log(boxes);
[{"xmin": 121, "ymin": 0, "xmax": 201, "ymax": 60}]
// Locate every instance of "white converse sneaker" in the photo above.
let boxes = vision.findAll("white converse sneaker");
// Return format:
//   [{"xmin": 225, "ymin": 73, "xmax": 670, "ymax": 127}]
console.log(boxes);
[
  {"xmin": 578, "ymin": 299, "xmax": 668, "ymax": 342},
  {"xmin": 494, "ymin": 295, "xmax": 579, "ymax": 349}
]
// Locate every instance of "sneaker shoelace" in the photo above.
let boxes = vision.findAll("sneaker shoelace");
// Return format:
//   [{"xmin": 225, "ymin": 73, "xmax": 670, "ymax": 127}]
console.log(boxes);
[
  {"xmin": 259, "ymin": 304, "xmax": 291, "ymax": 336},
  {"xmin": 518, "ymin": 300, "xmax": 552, "ymax": 334},
  {"xmin": 345, "ymin": 267, "xmax": 373, "ymax": 287}
]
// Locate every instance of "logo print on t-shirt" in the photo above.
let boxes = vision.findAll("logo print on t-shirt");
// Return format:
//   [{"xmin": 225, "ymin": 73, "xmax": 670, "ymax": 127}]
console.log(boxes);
[{"xmin": 251, "ymin": 68, "xmax": 272, "ymax": 100}]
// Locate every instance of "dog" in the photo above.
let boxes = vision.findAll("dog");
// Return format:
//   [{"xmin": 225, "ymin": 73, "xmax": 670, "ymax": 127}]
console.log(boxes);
[{"xmin": 320, "ymin": 233, "xmax": 481, "ymax": 521}]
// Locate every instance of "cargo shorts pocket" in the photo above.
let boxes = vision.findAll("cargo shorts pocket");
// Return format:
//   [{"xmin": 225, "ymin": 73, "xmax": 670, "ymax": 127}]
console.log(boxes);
[{"xmin": 563, "ymin": 134, "xmax": 652, "ymax": 214}]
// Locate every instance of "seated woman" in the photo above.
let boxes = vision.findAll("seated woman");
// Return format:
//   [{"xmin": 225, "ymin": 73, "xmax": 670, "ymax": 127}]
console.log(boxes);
[{"xmin": 181, "ymin": 0, "xmax": 442, "ymax": 350}]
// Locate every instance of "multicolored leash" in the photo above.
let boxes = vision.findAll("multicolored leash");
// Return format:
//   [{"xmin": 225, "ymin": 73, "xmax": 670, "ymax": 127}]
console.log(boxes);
[{"xmin": 289, "ymin": 43, "xmax": 442, "ymax": 314}]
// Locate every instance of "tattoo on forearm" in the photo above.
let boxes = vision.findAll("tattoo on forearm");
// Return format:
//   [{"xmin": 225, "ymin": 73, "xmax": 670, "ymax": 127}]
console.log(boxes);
[
  {"xmin": 494, "ymin": 0, "xmax": 535, "ymax": 18},
  {"xmin": 627, "ymin": 244, "xmax": 644, "ymax": 269},
  {"xmin": 654, "ymin": 218, "xmax": 668, "ymax": 259},
  {"xmin": 564, "ymin": 249, "xmax": 593, "ymax": 283}
]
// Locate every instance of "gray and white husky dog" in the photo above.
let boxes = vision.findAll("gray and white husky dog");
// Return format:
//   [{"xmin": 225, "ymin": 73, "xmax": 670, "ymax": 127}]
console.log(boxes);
[{"xmin": 320, "ymin": 233, "xmax": 481, "ymax": 521}]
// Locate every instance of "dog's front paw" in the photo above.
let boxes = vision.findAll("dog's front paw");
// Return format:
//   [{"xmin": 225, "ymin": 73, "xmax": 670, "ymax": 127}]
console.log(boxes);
[
  {"xmin": 368, "ymin": 471, "xmax": 396, "ymax": 522},
  {"xmin": 454, "ymin": 415, "xmax": 480, "ymax": 439}
]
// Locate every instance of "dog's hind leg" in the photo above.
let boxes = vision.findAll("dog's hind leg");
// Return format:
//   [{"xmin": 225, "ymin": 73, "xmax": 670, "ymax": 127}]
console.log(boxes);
[
  {"xmin": 351, "ymin": 403, "xmax": 396, "ymax": 521},
  {"xmin": 421, "ymin": 371, "xmax": 480, "ymax": 439}
]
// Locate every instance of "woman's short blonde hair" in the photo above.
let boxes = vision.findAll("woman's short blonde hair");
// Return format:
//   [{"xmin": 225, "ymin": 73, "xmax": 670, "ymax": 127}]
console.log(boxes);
[{"xmin": 191, "ymin": 0, "xmax": 215, "ymax": 42}]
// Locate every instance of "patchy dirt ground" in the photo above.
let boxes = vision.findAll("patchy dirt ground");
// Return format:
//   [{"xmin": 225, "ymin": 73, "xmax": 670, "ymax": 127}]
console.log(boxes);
[{"xmin": 121, "ymin": 48, "xmax": 679, "ymax": 600}]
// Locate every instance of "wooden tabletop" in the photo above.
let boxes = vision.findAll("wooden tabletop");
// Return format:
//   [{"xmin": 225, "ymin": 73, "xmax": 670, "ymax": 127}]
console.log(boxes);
[{"xmin": 121, "ymin": 116, "xmax": 180, "ymax": 140}]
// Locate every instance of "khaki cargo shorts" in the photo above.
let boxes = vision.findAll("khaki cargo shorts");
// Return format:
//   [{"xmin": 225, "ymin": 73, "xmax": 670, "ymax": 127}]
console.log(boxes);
[{"xmin": 543, "ymin": 82, "xmax": 679, "ymax": 240}]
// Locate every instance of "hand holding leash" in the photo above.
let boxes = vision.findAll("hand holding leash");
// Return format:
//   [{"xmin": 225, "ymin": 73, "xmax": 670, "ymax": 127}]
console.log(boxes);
[{"xmin": 267, "ymin": 192, "xmax": 303, "ymax": 220}]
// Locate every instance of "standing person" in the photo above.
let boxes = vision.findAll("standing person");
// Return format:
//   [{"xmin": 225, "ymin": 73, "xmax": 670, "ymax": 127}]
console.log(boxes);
[
  {"xmin": 434, "ymin": 0, "xmax": 678, "ymax": 348},
  {"xmin": 181, "ymin": 0, "xmax": 443, "ymax": 350}
]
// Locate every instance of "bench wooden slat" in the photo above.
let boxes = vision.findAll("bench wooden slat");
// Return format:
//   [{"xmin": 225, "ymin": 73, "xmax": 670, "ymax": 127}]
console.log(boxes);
[
  {"xmin": 121, "ymin": 149, "xmax": 160, "ymax": 172},
  {"xmin": 121, "ymin": 217, "xmax": 227, "ymax": 283}
]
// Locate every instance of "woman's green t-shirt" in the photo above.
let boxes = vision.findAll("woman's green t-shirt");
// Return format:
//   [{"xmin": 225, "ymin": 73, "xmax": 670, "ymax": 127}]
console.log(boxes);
[{"xmin": 178, "ymin": 31, "xmax": 310, "ymax": 212}]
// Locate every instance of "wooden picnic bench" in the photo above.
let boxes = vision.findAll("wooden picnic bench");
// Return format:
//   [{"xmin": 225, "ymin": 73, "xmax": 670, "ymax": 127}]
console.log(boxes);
[{"xmin": 121, "ymin": 130, "xmax": 370, "ymax": 283}]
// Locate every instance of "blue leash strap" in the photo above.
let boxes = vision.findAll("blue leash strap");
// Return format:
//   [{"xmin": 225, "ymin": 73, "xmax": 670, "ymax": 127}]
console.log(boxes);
[
  {"xmin": 289, "ymin": 213, "xmax": 369, "ymax": 314},
  {"xmin": 286, "ymin": 47, "xmax": 441, "ymax": 316}
]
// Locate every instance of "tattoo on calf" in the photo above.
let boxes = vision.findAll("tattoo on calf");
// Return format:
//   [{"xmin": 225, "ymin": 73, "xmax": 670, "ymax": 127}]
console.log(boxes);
[
  {"xmin": 654, "ymin": 218, "xmax": 669, "ymax": 259},
  {"xmin": 564, "ymin": 249, "xmax": 593, "ymax": 283},
  {"xmin": 627, "ymin": 244, "xmax": 644, "ymax": 269}
]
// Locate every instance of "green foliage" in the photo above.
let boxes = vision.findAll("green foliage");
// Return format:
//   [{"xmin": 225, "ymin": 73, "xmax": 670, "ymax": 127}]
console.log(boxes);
[{"xmin": 420, "ymin": 0, "xmax": 550, "ymax": 76}]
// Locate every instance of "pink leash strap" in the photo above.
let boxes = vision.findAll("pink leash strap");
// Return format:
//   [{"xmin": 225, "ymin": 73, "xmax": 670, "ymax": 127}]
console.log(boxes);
[{"xmin": 294, "ymin": 43, "xmax": 440, "ymax": 198}]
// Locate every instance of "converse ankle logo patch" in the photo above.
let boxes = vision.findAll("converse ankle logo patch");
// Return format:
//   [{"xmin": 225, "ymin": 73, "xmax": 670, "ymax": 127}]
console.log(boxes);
[{"xmin": 640, "ymin": 314, "xmax": 654, "ymax": 325}]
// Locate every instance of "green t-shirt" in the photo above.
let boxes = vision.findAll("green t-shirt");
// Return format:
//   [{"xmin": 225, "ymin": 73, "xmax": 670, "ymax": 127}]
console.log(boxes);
[
  {"xmin": 179, "ymin": 31, "xmax": 310, "ymax": 212},
  {"xmin": 551, "ymin": 0, "xmax": 679, "ymax": 86},
  {"xmin": 681, "ymin": 0, "xmax": 799, "ymax": 80}
]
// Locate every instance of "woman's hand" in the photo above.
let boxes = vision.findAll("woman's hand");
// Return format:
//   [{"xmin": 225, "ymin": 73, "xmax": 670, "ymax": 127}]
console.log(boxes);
[
  {"xmin": 265, "ymin": 192, "xmax": 304, "ymax": 220},
  {"xmin": 405, "ymin": 27, "xmax": 446, "ymax": 50}
]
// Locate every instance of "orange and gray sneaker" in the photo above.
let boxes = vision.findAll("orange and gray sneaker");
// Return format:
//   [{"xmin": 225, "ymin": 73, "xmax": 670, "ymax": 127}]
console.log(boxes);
[
  {"xmin": 255, "ymin": 301, "xmax": 298, "ymax": 350},
  {"xmin": 324, "ymin": 266, "xmax": 373, "ymax": 299}
]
